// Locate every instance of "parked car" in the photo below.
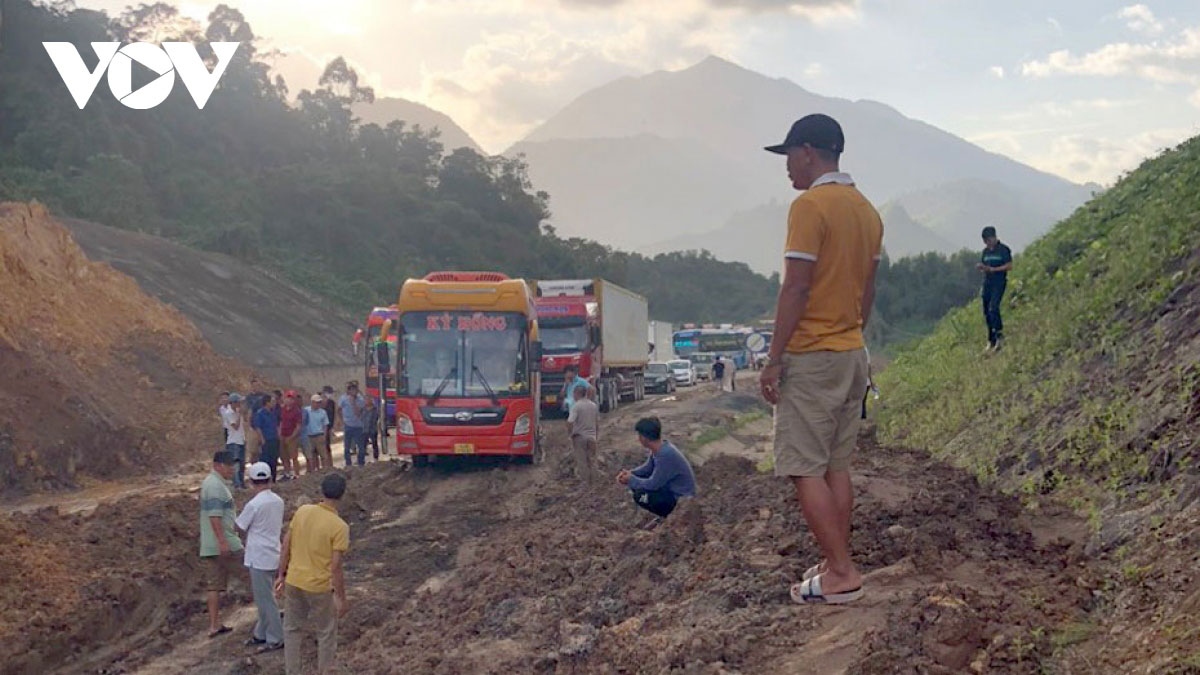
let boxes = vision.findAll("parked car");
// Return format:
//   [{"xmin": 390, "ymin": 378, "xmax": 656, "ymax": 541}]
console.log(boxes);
[
  {"xmin": 644, "ymin": 362, "xmax": 676, "ymax": 394},
  {"xmin": 668, "ymin": 359, "xmax": 697, "ymax": 386},
  {"xmin": 687, "ymin": 353, "xmax": 716, "ymax": 381}
]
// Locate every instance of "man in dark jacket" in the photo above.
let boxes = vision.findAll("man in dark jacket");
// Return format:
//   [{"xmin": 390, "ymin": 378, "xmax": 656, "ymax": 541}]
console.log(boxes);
[{"xmin": 977, "ymin": 226, "xmax": 1014, "ymax": 352}]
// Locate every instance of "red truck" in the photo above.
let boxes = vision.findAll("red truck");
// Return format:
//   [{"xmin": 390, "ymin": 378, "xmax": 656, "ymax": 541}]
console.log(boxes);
[{"xmin": 533, "ymin": 278, "xmax": 649, "ymax": 414}]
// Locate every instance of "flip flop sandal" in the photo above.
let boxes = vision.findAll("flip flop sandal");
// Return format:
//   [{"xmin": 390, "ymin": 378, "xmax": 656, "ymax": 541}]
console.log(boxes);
[
  {"xmin": 208, "ymin": 625, "xmax": 233, "ymax": 638},
  {"xmin": 245, "ymin": 637, "xmax": 267, "ymax": 646},
  {"xmin": 791, "ymin": 574, "xmax": 864, "ymax": 605},
  {"xmin": 257, "ymin": 642, "xmax": 284, "ymax": 653}
]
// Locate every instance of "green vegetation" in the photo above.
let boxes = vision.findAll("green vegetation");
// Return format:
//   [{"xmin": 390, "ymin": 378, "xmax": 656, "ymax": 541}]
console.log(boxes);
[
  {"xmin": 0, "ymin": 1, "xmax": 778, "ymax": 323},
  {"xmin": 693, "ymin": 410, "xmax": 768, "ymax": 448},
  {"xmin": 870, "ymin": 249, "xmax": 982, "ymax": 352},
  {"xmin": 878, "ymin": 135, "xmax": 1200, "ymax": 500}
]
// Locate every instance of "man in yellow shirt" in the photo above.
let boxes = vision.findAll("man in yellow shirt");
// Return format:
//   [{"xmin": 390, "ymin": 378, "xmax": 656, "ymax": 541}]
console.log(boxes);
[
  {"xmin": 760, "ymin": 114, "xmax": 883, "ymax": 605},
  {"xmin": 275, "ymin": 473, "xmax": 350, "ymax": 674}
]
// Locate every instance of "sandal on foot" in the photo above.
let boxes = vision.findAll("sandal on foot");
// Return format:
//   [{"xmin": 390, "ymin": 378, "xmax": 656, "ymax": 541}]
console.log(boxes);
[
  {"xmin": 802, "ymin": 562, "xmax": 825, "ymax": 581},
  {"xmin": 245, "ymin": 637, "xmax": 267, "ymax": 646},
  {"xmin": 208, "ymin": 625, "xmax": 232, "ymax": 638},
  {"xmin": 791, "ymin": 574, "xmax": 864, "ymax": 605},
  {"xmin": 257, "ymin": 642, "xmax": 284, "ymax": 653}
]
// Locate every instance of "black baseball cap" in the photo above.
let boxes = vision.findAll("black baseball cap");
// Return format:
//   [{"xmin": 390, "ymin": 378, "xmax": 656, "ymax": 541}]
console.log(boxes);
[{"xmin": 765, "ymin": 114, "xmax": 845, "ymax": 155}]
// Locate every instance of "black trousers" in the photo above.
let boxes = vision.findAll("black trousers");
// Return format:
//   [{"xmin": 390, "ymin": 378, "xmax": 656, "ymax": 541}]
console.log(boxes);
[
  {"xmin": 366, "ymin": 431, "xmax": 380, "ymax": 459},
  {"xmin": 982, "ymin": 279, "xmax": 1007, "ymax": 344},
  {"xmin": 260, "ymin": 439, "xmax": 281, "ymax": 480},
  {"xmin": 631, "ymin": 487, "xmax": 677, "ymax": 518}
]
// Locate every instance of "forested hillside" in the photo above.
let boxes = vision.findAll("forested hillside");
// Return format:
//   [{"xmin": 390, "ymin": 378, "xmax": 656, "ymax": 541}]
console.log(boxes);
[{"xmin": 0, "ymin": 0, "xmax": 777, "ymax": 323}]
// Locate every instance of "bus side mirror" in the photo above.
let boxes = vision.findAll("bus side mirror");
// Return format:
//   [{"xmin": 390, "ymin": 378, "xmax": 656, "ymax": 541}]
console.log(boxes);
[
  {"xmin": 530, "ymin": 341, "xmax": 543, "ymax": 371},
  {"xmin": 375, "ymin": 341, "xmax": 391, "ymax": 374}
]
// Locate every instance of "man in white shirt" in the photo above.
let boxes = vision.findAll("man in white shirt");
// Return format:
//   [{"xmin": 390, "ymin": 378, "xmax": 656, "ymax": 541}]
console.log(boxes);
[
  {"xmin": 223, "ymin": 393, "xmax": 247, "ymax": 489},
  {"xmin": 235, "ymin": 462, "xmax": 285, "ymax": 651}
]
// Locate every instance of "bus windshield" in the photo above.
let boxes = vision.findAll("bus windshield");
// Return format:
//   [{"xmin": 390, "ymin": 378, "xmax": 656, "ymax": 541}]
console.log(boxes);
[{"xmin": 398, "ymin": 311, "xmax": 529, "ymax": 399}]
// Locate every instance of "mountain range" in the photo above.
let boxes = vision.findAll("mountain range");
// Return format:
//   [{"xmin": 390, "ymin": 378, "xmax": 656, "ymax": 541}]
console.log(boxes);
[
  {"xmin": 353, "ymin": 97, "xmax": 481, "ymax": 153},
  {"xmin": 358, "ymin": 56, "xmax": 1100, "ymax": 273}
]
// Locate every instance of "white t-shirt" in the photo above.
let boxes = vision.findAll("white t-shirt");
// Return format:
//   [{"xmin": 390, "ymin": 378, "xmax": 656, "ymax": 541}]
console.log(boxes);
[
  {"xmin": 222, "ymin": 406, "xmax": 246, "ymax": 445},
  {"xmin": 235, "ymin": 490, "xmax": 285, "ymax": 571}
]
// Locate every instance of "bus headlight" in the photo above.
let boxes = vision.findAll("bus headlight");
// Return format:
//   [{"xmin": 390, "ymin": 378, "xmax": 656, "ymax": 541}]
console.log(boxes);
[
  {"xmin": 513, "ymin": 414, "xmax": 531, "ymax": 436},
  {"xmin": 397, "ymin": 414, "xmax": 415, "ymax": 436}
]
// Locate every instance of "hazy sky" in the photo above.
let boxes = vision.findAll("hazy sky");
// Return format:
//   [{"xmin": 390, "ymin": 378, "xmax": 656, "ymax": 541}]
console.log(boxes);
[{"xmin": 77, "ymin": 0, "xmax": 1200, "ymax": 185}]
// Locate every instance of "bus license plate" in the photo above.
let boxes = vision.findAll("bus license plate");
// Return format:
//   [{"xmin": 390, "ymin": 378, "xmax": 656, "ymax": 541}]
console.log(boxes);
[{"xmin": 454, "ymin": 443, "xmax": 474, "ymax": 454}]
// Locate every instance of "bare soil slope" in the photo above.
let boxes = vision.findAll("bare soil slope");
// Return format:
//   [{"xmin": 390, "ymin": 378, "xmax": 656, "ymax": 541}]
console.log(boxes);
[
  {"xmin": 0, "ymin": 202, "xmax": 254, "ymax": 495},
  {"xmin": 62, "ymin": 216, "xmax": 360, "ymax": 373}
]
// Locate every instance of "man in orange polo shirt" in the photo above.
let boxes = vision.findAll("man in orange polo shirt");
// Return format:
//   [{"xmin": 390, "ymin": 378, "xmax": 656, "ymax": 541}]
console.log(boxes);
[
  {"xmin": 760, "ymin": 114, "xmax": 883, "ymax": 605},
  {"xmin": 275, "ymin": 473, "xmax": 350, "ymax": 674}
]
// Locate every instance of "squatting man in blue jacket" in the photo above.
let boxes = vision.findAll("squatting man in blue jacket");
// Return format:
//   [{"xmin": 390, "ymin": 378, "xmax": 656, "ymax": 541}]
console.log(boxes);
[{"xmin": 616, "ymin": 417, "xmax": 697, "ymax": 530}]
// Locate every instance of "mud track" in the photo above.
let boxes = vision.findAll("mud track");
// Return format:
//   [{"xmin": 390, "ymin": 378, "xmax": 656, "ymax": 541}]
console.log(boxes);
[{"xmin": 8, "ymin": 377, "xmax": 1095, "ymax": 674}]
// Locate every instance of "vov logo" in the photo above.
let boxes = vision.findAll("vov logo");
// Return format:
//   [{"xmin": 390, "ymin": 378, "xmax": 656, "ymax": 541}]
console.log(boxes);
[{"xmin": 42, "ymin": 42, "xmax": 240, "ymax": 110}]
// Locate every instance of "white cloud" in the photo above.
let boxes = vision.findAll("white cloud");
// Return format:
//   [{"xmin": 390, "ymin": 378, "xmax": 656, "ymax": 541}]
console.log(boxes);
[
  {"xmin": 1022, "ymin": 25, "xmax": 1200, "ymax": 85},
  {"xmin": 1047, "ymin": 17, "xmax": 1063, "ymax": 35},
  {"xmin": 1191, "ymin": 88, "xmax": 1200, "ymax": 109},
  {"xmin": 804, "ymin": 62, "xmax": 824, "ymax": 78},
  {"xmin": 1117, "ymin": 4, "xmax": 1164, "ymax": 36},
  {"xmin": 989, "ymin": 65, "xmax": 1005, "ymax": 79},
  {"xmin": 975, "ymin": 127, "xmax": 1194, "ymax": 185}
]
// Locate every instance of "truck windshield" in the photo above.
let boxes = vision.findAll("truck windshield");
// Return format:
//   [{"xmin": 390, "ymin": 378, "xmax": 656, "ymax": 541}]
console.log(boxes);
[
  {"xmin": 538, "ymin": 317, "xmax": 588, "ymax": 355},
  {"xmin": 398, "ymin": 312, "xmax": 528, "ymax": 399}
]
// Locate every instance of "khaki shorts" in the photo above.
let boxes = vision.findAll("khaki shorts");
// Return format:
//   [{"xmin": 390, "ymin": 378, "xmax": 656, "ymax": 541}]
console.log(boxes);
[
  {"xmin": 203, "ymin": 550, "xmax": 245, "ymax": 592},
  {"xmin": 773, "ymin": 349, "xmax": 868, "ymax": 477}
]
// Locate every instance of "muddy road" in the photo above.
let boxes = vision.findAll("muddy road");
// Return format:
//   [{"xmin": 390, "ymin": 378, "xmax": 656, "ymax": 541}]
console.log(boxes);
[{"xmin": 4, "ymin": 375, "xmax": 1097, "ymax": 674}]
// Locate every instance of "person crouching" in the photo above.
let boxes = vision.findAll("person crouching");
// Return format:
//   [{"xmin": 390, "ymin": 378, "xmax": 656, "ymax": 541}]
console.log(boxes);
[{"xmin": 616, "ymin": 417, "xmax": 697, "ymax": 529}]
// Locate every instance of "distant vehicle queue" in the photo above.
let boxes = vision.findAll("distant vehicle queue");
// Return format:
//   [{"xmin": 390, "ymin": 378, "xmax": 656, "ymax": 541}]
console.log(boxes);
[{"xmin": 351, "ymin": 273, "xmax": 771, "ymax": 464}]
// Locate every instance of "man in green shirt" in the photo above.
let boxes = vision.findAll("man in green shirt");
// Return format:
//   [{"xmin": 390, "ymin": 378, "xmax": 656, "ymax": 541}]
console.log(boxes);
[{"xmin": 200, "ymin": 450, "xmax": 246, "ymax": 638}]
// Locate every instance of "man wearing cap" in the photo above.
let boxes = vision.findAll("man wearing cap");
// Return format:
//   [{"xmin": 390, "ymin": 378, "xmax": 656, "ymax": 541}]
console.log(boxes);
[
  {"xmin": 304, "ymin": 394, "xmax": 331, "ymax": 473},
  {"xmin": 236, "ymin": 462, "xmax": 285, "ymax": 651},
  {"xmin": 222, "ymin": 393, "xmax": 247, "ymax": 489},
  {"xmin": 279, "ymin": 391, "xmax": 304, "ymax": 480},
  {"xmin": 977, "ymin": 226, "xmax": 1013, "ymax": 352},
  {"xmin": 276, "ymin": 473, "xmax": 351, "ymax": 674},
  {"xmin": 760, "ymin": 114, "xmax": 882, "ymax": 605},
  {"xmin": 199, "ymin": 450, "xmax": 246, "ymax": 638}
]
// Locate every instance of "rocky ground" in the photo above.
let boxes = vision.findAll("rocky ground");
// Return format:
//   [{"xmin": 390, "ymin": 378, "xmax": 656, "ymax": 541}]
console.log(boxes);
[{"xmin": 2, "ymin": 375, "xmax": 1102, "ymax": 675}]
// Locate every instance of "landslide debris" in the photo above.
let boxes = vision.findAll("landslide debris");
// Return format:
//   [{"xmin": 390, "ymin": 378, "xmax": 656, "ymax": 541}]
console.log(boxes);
[{"xmin": 0, "ymin": 202, "xmax": 255, "ymax": 495}]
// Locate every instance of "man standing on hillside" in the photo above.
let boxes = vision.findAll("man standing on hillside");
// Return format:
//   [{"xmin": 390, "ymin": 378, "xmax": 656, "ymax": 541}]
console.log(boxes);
[
  {"xmin": 760, "ymin": 113, "xmax": 882, "ymax": 605},
  {"xmin": 218, "ymin": 392, "xmax": 230, "ymax": 447},
  {"xmin": 712, "ymin": 357, "xmax": 726, "ymax": 392},
  {"xmin": 199, "ymin": 450, "xmax": 245, "ymax": 638},
  {"xmin": 977, "ymin": 226, "xmax": 1013, "ymax": 352},
  {"xmin": 222, "ymin": 393, "xmax": 247, "ymax": 490},
  {"xmin": 276, "ymin": 473, "xmax": 351, "ymax": 675},
  {"xmin": 322, "ymin": 386, "xmax": 337, "ymax": 463}
]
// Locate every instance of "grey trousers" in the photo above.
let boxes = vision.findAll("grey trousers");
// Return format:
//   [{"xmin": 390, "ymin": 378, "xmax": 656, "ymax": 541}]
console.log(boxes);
[
  {"xmin": 250, "ymin": 567, "xmax": 284, "ymax": 645},
  {"xmin": 284, "ymin": 584, "xmax": 337, "ymax": 674}
]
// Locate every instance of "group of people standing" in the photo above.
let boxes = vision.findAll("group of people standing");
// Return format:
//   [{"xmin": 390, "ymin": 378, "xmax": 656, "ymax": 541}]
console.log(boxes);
[
  {"xmin": 217, "ymin": 381, "xmax": 386, "ymax": 486},
  {"xmin": 200, "ymin": 451, "xmax": 351, "ymax": 674}
]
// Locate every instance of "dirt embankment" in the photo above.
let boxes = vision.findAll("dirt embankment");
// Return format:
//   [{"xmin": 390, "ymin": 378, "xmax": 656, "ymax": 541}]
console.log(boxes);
[
  {"xmin": 0, "ymin": 202, "xmax": 255, "ymax": 495},
  {"xmin": 63, "ymin": 216, "xmax": 361, "ymax": 391},
  {"xmin": 24, "ymin": 382, "xmax": 1098, "ymax": 675}
]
